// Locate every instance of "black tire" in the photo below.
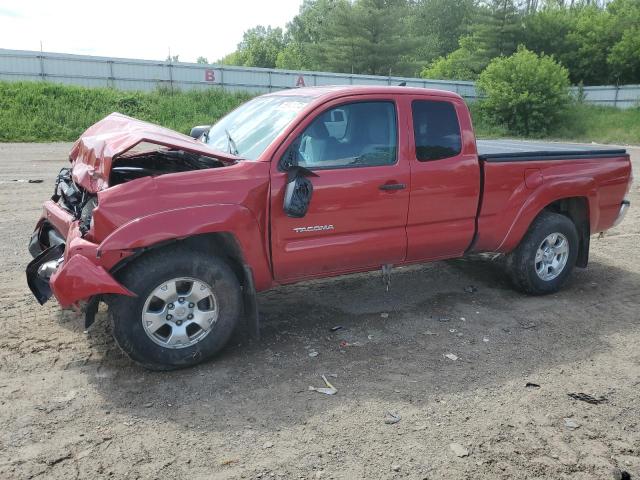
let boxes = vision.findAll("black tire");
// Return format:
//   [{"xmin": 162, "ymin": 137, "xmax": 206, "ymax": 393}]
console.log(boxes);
[
  {"xmin": 108, "ymin": 246, "xmax": 242, "ymax": 370},
  {"xmin": 505, "ymin": 211, "xmax": 579, "ymax": 295}
]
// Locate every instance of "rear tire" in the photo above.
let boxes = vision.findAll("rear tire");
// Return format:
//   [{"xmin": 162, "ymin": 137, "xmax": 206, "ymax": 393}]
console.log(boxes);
[
  {"xmin": 108, "ymin": 246, "xmax": 242, "ymax": 370},
  {"xmin": 506, "ymin": 211, "xmax": 579, "ymax": 295}
]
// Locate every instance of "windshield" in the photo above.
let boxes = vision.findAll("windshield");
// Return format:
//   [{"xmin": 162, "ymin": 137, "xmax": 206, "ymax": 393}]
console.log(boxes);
[{"xmin": 207, "ymin": 95, "xmax": 312, "ymax": 160}]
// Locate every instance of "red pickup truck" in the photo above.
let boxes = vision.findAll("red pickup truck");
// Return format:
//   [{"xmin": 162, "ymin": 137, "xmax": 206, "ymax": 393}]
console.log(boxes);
[{"xmin": 26, "ymin": 86, "xmax": 632, "ymax": 370}]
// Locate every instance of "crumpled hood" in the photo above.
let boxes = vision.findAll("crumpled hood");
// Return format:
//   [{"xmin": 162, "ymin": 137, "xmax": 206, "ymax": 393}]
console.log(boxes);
[{"xmin": 69, "ymin": 112, "xmax": 240, "ymax": 193}]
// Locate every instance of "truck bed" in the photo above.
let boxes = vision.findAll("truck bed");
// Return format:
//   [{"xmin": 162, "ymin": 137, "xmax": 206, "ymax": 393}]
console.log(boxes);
[
  {"xmin": 473, "ymin": 138, "xmax": 631, "ymax": 255},
  {"xmin": 477, "ymin": 139, "xmax": 627, "ymax": 162}
]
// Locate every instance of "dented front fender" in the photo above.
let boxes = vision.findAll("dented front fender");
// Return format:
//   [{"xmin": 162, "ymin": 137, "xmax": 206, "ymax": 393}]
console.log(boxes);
[
  {"xmin": 97, "ymin": 204, "xmax": 273, "ymax": 290},
  {"xmin": 50, "ymin": 254, "xmax": 135, "ymax": 308}
]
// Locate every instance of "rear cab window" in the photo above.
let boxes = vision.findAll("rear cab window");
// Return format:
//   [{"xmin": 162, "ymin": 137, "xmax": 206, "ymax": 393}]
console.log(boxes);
[
  {"xmin": 290, "ymin": 101, "xmax": 398, "ymax": 170},
  {"xmin": 411, "ymin": 100, "xmax": 462, "ymax": 161}
]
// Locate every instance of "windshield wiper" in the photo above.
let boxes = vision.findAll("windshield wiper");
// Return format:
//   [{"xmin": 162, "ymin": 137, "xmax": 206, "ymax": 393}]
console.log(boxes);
[{"xmin": 225, "ymin": 129, "xmax": 239, "ymax": 156}]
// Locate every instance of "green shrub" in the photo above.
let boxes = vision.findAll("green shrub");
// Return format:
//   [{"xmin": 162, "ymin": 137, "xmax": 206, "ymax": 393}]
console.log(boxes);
[{"xmin": 476, "ymin": 46, "xmax": 571, "ymax": 136}]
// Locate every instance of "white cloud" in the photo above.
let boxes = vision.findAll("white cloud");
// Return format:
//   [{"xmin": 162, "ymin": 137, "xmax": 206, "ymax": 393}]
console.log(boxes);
[{"xmin": 0, "ymin": 0, "xmax": 302, "ymax": 62}]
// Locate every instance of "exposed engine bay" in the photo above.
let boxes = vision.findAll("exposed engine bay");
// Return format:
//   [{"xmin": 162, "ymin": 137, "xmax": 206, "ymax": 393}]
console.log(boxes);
[
  {"xmin": 53, "ymin": 168, "xmax": 96, "ymax": 234},
  {"xmin": 50, "ymin": 149, "xmax": 228, "ymax": 240},
  {"xmin": 109, "ymin": 149, "xmax": 227, "ymax": 186}
]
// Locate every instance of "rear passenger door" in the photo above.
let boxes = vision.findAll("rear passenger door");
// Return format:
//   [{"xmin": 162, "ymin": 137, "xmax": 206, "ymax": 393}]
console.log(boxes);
[
  {"xmin": 405, "ymin": 96, "xmax": 481, "ymax": 261},
  {"xmin": 270, "ymin": 97, "xmax": 411, "ymax": 282}
]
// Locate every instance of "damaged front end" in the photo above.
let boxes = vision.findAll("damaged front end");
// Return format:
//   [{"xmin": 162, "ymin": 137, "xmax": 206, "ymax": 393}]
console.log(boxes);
[
  {"xmin": 26, "ymin": 166, "xmax": 97, "ymax": 305},
  {"xmin": 26, "ymin": 112, "xmax": 240, "ymax": 324},
  {"xmin": 109, "ymin": 149, "xmax": 226, "ymax": 186},
  {"xmin": 25, "ymin": 166, "xmax": 124, "ymax": 312}
]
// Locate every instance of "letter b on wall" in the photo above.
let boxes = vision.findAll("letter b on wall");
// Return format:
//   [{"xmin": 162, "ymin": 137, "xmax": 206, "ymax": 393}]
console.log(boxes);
[{"xmin": 205, "ymin": 69, "xmax": 216, "ymax": 82}]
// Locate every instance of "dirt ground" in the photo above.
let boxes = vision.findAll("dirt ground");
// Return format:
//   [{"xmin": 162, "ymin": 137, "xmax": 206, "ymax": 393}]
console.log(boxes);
[{"xmin": 0, "ymin": 142, "xmax": 638, "ymax": 480}]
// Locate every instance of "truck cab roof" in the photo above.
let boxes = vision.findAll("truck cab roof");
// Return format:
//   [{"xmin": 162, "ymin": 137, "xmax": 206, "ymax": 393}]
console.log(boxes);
[{"xmin": 267, "ymin": 85, "xmax": 464, "ymax": 101}]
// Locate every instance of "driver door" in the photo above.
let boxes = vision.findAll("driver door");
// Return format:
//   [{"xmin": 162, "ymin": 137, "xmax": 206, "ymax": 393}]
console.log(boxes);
[{"xmin": 269, "ymin": 97, "xmax": 410, "ymax": 283}]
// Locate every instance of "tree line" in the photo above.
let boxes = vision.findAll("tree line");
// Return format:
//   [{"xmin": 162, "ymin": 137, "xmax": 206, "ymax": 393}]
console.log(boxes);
[{"xmin": 207, "ymin": 0, "xmax": 639, "ymax": 86}]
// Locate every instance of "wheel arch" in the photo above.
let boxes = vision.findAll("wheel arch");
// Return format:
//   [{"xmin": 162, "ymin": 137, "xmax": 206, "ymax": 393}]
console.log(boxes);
[
  {"xmin": 502, "ymin": 196, "xmax": 590, "ymax": 267},
  {"xmin": 111, "ymin": 232, "xmax": 246, "ymax": 281},
  {"xmin": 542, "ymin": 197, "xmax": 590, "ymax": 268},
  {"xmin": 498, "ymin": 176, "xmax": 597, "ymax": 257},
  {"xmin": 110, "ymin": 231, "xmax": 261, "ymax": 339}
]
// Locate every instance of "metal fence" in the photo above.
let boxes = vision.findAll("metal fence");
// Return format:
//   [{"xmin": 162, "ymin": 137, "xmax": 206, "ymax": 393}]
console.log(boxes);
[{"xmin": 1, "ymin": 48, "xmax": 638, "ymax": 108}]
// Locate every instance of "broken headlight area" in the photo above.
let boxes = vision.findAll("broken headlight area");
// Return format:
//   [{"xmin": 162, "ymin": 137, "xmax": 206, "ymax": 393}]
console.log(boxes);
[
  {"xmin": 79, "ymin": 196, "xmax": 97, "ymax": 235},
  {"xmin": 109, "ymin": 149, "xmax": 227, "ymax": 186},
  {"xmin": 53, "ymin": 167, "xmax": 97, "ymax": 226},
  {"xmin": 28, "ymin": 221, "xmax": 66, "ymax": 258}
]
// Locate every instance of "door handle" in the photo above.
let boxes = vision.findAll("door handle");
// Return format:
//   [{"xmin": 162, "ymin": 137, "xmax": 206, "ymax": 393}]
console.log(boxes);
[{"xmin": 379, "ymin": 183, "xmax": 406, "ymax": 191}]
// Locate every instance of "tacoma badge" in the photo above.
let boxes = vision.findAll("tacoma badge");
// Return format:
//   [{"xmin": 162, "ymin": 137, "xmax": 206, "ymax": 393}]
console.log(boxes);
[{"xmin": 293, "ymin": 225, "xmax": 335, "ymax": 233}]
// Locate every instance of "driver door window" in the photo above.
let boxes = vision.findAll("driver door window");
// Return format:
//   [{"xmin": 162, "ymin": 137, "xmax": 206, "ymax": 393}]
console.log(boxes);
[{"xmin": 296, "ymin": 102, "xmax": 397, "ymax": 169}]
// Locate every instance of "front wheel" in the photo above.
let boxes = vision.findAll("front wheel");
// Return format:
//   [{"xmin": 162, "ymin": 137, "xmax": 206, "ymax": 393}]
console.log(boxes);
[
  {"xmin": 506, "ymin": 211, "xmax": 579, "ymax": 295},
  {"xmin": 108, "ymin": 247, "xmax": 242, "ymax": 370}
]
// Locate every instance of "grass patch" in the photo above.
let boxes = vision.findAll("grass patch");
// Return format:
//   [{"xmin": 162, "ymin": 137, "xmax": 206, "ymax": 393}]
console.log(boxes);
[
  {"xmin": 0, "ymin": 81, "xmax": 253, "ymax": 142},
  {"xmin": 0, "ymin": 80, "xmax": 638, "ymax": 145},
  {"xmin": 471, "ymin": 100, "xmax": 640, "ymax": 145},
  {"xmin": 554, "ymin": 103, "xmax": 640, "ymax": 145}
]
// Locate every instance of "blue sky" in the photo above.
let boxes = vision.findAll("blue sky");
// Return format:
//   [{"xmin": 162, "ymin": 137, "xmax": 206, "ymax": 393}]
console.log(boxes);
[{"xmin": 0, "ymin": 0, "xmax": 303, "ymax": 62}]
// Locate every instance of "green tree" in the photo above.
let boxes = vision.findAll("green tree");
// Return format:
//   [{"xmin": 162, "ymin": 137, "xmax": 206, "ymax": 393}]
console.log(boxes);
[
  {"xmin": 473, "ymin": 0, "xmax": 523, "ymax": 60},
  {"xmin": 563, "ymin": 6, "xmax": 617, "ymax": 84},
  {"xmin": 276, "ymin": 42, "xmax": 312, "ymax": 70},
  {"xmin": 322, "ymin": 0, "xmax": 414, "ymax": 75},
  {"xmin": 477, "ymin": 46, "xmax": 571, "ymax": 135},
  {"xmin": 421, "ymin": 36, "xmax": 485, "ymax": 80},
  {"xmin": 196, "ymin": 56, "xmax": 209, "ymax": 64},
  {"xmin": 521, "ymin": 0, "xmax": 639, "ymax": 84},
  {"xmin": 606, "ymin": 0, "xmax": 640, "ymax": 83},
  {"xmin": 285, "ymin": 0, "xmax": 343, "ymax": 70},
  {"xmin": 422, "ymin": 0, "xmax": 522, "ymax": 80},
  {"xmin": 410, "ymin": 0, "xmax": 477, "ymax": 61},
  {"xmin": 219, "ymin": 26, "xmax": 286, "ymax": 68},
  {"xmin": 522, "ymin": 6, "xmax": 578, "ymax": 59},
  {"xmin": 608, "ymin": 29, "xmax": 640, "ymax": 83}
]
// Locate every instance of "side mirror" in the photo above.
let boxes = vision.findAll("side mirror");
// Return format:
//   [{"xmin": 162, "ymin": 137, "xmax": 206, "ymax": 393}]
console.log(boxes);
[
  {"xmin": 280, "ymin": 140, "xmax": 302, "ymax": 171},
  {"xmin": 283, "ymin": 166, "xmax": 317, "ymax": 218},
  {"xmin": 190, "ymin": 125, "xmax": 211, "ymax": 140}
]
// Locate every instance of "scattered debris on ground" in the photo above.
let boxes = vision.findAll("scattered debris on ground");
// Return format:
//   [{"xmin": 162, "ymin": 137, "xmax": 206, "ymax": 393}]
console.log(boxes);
[
  {"xmin": 309, "ymin": 375, "xmax": 337, "ymax": 395},
  {"xmin": 384, "ymin": 412, "xmax": 402, "ymax": 425},
  {"xmin": 568, "ymin": 392, "xmax": 607, "ymax": 405},
  {"xmin": 563, "ymin": 418, "xmax": 580, "ymax": 430},
  {"xmin": 449, "ymin": 443, "xmax": 470, "ymax": 457}
]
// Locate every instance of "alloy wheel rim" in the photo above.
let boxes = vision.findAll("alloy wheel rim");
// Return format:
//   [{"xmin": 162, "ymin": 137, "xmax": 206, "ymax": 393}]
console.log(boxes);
[
  {"xmin": 141, "ymin": 277, "xmax": 218, "ymax": 349},
  {"xmin": 534, "ymin": 232, "xmax": 569, "ymax": 281}
]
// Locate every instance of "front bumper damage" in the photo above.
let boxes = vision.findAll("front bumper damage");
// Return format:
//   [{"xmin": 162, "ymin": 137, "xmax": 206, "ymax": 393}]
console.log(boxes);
[
  {"xmin": 26, "ymin": 218, "xmax": 135, "ymax": 324},
  {"xmin": 26, "ymin": 243, "xmax": 65, "ymax": 305}
]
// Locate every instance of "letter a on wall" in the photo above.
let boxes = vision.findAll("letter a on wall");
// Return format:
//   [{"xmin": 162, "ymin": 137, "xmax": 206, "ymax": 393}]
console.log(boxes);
[{"xmin": 296, "ymin": 75, "xmax": 306, "ymax": 87}]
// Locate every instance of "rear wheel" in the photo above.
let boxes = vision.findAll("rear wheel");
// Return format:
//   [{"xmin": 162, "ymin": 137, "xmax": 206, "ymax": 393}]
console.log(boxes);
[
  {"xmin": 506, "ymin": 211, "xmax": 579, "ymax": 295},
  {"xmin": 108, "ymin": 247, "xmax": 241, "ymax": 370}
]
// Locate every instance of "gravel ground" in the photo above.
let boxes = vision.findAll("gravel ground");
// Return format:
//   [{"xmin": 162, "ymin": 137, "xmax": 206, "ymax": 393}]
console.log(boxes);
[{"xmin": 0, "ymin": 142, "xmax": 638, "ymax": 480}]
